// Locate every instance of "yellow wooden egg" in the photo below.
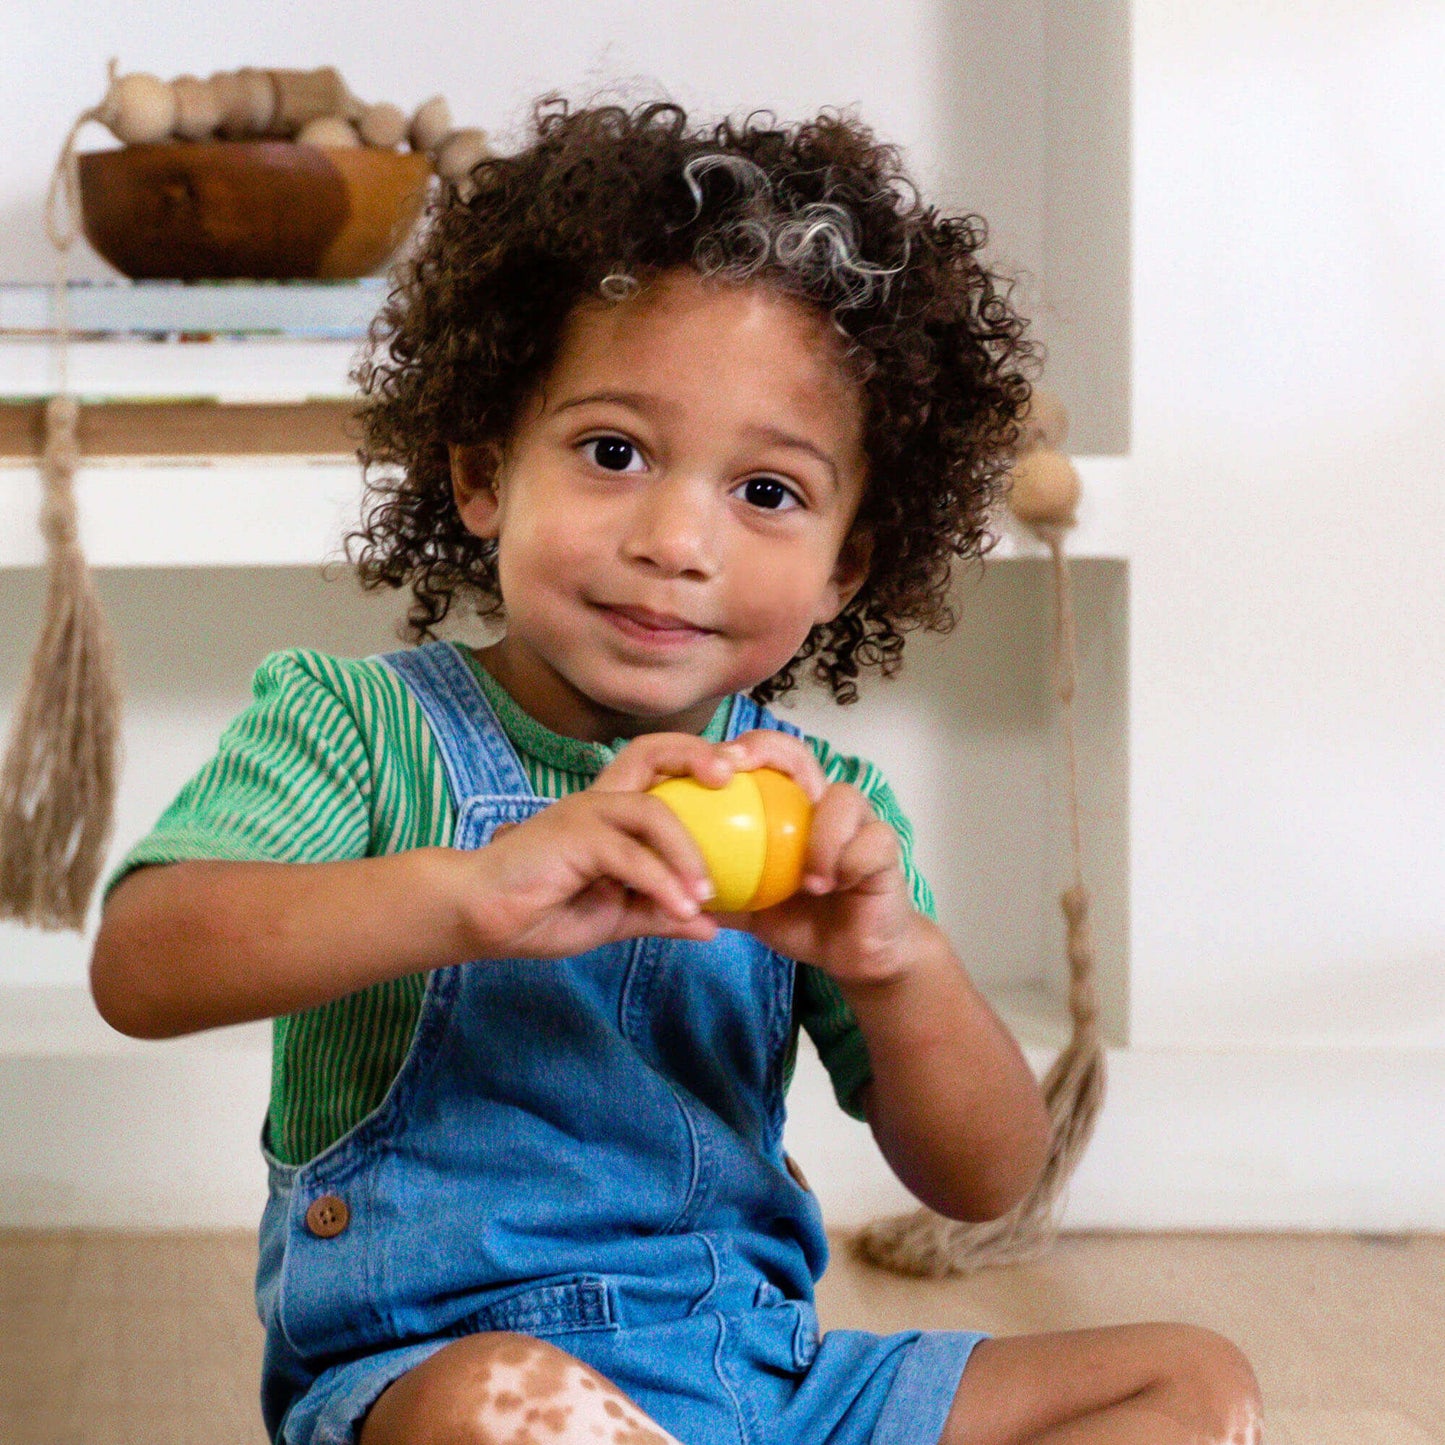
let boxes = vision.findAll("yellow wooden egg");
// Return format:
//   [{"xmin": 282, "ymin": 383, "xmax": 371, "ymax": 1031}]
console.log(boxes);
[{"xmin": 649, "ymin": 768, "xmax": 812, "ymax": 912}]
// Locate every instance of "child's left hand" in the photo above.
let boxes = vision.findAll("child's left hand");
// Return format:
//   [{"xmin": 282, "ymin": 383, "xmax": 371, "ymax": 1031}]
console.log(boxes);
[{"xmin": 718, "ymin": 731, "xmax": 926, "ymax": 993}]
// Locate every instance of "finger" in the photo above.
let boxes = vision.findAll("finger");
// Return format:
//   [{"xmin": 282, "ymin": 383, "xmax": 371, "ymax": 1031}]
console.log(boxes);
[
  {"xmin": 596, "ymin": 792, "xmax": 724, "ymax": 898},
  {"xmin": 832, "ymin": 818, "xmax": 902, "ymax": 894},
  {"xmin": 590, "ymin": 825, "xmax": 712, "ymax": 920},
  {"xmin": 721, "ymin": 731, "xmax": 827, "ymax": 801},
  {"xmin": 612, "ymin": 896, "xmax": 721, "ymax": 945},
  {"xmin": 593, "ymin": 733, "xmax": 737, "ymax": 794},
  {"xmin": 801, "ymin": 783, "xmax": 875, "ymax": 892}
]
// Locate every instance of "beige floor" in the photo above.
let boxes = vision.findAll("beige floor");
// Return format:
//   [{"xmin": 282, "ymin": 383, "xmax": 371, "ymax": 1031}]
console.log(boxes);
[{"xmin": 2, "ymin": 1229, "xmax": 1440, "ymax": 1444}]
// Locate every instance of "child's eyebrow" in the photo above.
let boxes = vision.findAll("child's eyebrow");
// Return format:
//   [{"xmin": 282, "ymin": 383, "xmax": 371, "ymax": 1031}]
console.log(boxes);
[
  {"xmin": 550, "ymin": 389, "xmax": 658, "ymax": 419},
  {"xmin": 739, "ymin": 423, "xmax": 841, "ymax": 489}
]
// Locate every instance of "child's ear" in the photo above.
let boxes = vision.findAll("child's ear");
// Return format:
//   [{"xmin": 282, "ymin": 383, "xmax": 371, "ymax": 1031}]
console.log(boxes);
[
  {"xmin": 815, "ymin": 527, "xmax": 873, "ymax": 625},
  {"xmin": 449, "ymin": 443, "xmax": 502, "ymax": 540}
]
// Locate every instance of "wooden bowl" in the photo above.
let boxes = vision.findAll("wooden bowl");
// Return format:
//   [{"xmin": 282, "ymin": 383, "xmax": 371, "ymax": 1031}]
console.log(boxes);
[{"xmin": 77, "ymin": 142, "xmax": 433, "ymax": 280}]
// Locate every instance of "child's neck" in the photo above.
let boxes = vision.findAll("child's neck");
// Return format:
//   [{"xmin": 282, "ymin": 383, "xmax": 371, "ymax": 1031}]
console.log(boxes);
[{"xmin": 472, "ymin": 639, "xmax": 724, "ymax": 744}]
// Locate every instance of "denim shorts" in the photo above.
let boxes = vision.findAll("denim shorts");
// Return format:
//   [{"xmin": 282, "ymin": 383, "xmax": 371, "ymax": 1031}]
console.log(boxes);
[{"xmin": 278, "ymin": 1282, "xmax": 986, "ymax": 1445}]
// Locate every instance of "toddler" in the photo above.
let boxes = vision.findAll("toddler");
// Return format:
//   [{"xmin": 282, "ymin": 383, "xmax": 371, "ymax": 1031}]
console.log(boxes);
[{"xmin": 92, "ymin": 100, "xmax": 1261, "ymax": 1445}]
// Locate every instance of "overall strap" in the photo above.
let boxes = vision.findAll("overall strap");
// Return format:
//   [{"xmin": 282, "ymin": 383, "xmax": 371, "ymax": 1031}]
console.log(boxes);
[
  {"xmin": 378, "ymin": 642, "xmax": 534, "ymax": 803},
  {"xmin": 726, "ymin": 693, "xmax": 805, "ymax": 742}
]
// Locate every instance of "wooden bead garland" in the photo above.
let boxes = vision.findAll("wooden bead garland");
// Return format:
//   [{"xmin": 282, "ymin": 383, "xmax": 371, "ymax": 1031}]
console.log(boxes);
[
  {"xmin": 89, "ymin": 64, "xmax": 490, "ymax": 194},
  {"xmin": 856, "ymin": 386, "xmax": 1108, "ymax": 1277}
]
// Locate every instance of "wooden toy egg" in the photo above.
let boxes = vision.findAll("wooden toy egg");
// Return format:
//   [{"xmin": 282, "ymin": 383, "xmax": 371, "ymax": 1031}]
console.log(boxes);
[
  {"xmin": 1005, "ymin": 449, "xmax": 1081, "ymax": 528},
  {"xmin": 409, "ymin": 95, "xmax": 452, "ymax": 154},
  {"xmin": 295, "ymin": 116, "xmax": 362, "ymax": 148},
  {"xmin": 104, "ymin": 72, "xmax": 177, "ymax": 145},
  {"xmin": 649, "ymin": 768, "xmax": 812, "ymax": 913},
  {"xmin": 359, "ymin": 102, "xmax": 408, "ymax": 149}
]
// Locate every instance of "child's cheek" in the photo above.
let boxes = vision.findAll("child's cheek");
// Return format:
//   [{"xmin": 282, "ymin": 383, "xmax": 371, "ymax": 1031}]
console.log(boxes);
[{"xmin": 728, "ymin": 576, "xmax": 827, "ymax": 678}]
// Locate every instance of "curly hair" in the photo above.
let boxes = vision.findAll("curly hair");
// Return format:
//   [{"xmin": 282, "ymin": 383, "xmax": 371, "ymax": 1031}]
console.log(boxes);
[{"xmin": 350, "ymin": 97, "xmax": 1036, "ymax": 704}]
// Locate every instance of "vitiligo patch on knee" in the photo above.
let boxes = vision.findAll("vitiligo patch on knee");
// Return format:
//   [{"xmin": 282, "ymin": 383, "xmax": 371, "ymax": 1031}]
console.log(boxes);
[{"xmin": 464, "ymin": 1341, "xmax": 679, "ymax": 1445}]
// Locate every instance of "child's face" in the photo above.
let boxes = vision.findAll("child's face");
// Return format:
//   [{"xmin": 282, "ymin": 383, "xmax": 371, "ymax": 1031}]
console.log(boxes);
[{"xmin": 450, "ymin": 269, "xmax": 871, "ymax": 742}]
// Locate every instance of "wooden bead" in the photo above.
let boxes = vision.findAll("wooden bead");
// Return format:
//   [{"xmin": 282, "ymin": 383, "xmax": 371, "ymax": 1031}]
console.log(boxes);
[
  {"xmin": 238, "ymin": 67, "xmax": 279, "ymax": 135},
  {"xmin": 359, "ymin": 102, "xmax": 408, "ymax": 149},
  {"xmin": 1005, "ymin": 449, "xmax": 1081, "ymax": 527},
  {"xmin": 295, "ymin": 116, "xmax": 361, "ymax": 148},
  {"xmin": 409, "ymin": 95, "xmax": 452, "ymax": 154},
  {"xmin": 171, "ymin": 75, "xmax": 222, "ymax": 141},
  {"xmin": 105, "ymin": 72, "xmax": 177, "ymax": 145},
  {"xmin": 209, "ymin": 72, "xmax": 262, "ymax": 140},
  {"xmin": 435, "ymin": 128, "xmax": 489, "ymax": 192},
  {"xmin": 209, "ymin": 71, "xmax": 248, "ymax": 138},
  {"xmin": 270, "ymin": 66, "xmax": 354, "ymax": 134},
  {"xmin": 1016, "ymin": 386, "xmax": 1069, "ymax": 454}
]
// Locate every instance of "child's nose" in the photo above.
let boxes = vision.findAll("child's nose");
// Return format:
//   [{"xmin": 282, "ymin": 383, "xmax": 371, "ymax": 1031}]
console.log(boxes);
[{"xmin": 623, "ymin": 479, "xmax": 718, "ymax": 578}]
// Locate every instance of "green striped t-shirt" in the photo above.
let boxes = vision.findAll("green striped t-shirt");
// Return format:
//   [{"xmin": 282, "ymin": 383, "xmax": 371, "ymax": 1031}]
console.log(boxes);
[{"xmin": 107, "ymin": 645, "xmax": 936, "ymax": 1166}]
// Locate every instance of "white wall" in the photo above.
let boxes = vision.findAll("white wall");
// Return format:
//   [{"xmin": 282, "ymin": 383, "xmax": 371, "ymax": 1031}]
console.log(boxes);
[{"xmin": 1128, "ymin": 2, "xmax": 1445, "ymax": 1049}]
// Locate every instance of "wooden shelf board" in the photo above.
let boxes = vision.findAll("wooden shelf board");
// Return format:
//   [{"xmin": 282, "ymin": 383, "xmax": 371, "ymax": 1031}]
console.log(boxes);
[{"xmin": 0, "ymin": 399, "xmax": 359, "ymax": 460}]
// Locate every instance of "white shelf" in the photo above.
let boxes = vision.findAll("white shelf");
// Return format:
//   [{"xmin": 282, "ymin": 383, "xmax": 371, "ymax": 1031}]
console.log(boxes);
[
  {"xmin": 0, "ymin": 279, "xmax": 386, "ymax": 338},
  {"xmin": 0, "ymin": 458, "xmax": 365, "ymax": 568},
  {"xmin": 0, "ymin": 454, "xmax": 1129, "ymax": 569},
  {"xmin": 0, "ymin": 337, "xmax": 362, "ymax": 401}
]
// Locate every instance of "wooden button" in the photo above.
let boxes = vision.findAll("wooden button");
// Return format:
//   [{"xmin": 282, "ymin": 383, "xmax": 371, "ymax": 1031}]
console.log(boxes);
[
  {"xmin": 784, "ymin": 1153, "xmax": 812, "ymax": 1193},
  {"xmin": 305, "ymin": 1193, "xmax": 350, "ymax": 1238}
]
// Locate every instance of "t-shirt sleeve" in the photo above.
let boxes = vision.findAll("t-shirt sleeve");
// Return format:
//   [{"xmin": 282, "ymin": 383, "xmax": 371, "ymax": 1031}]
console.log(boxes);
[
  {"xmin": 103, "ymin": 649, "xmax": 374, "ymax": 900},
  {"xmin": 796, "ymin": 737, "xmax": 938, "ymax": 1120}
]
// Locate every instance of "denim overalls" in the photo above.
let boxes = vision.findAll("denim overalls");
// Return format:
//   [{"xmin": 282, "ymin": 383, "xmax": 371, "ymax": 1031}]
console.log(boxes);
[{"xmin": 256, "ymin": 641, "xmax": 984, "ymax": 1445}]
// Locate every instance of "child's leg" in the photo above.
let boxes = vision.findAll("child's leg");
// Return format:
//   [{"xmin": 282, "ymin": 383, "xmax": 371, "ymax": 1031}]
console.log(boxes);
[
  {"xmin": 359, "ymin": 1332, "xmax": 681, "ymax": 1445},
  {"xmin": 941, "ymin": 1323, "xmax": 1262, "ymax": 1445}
]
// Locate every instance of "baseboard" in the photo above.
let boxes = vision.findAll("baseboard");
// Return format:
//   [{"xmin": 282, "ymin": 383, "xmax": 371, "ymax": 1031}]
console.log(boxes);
[{"xmin": 3, "ymin": 992, "xmax": 1442, "ymax": 1232}]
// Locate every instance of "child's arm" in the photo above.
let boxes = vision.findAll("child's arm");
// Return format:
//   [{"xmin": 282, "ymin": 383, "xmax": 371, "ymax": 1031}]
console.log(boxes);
[
  {"xmin": 92, "ymin": 733, "xmax": 768, "ymax": 1039},
  {"xmin": 735, "ymin": 742, "xmax": 1052, "ymax": 1224},
  {"xmin": 844, "ymin": 917, "xmax": 1051, "ymax": 1223}
]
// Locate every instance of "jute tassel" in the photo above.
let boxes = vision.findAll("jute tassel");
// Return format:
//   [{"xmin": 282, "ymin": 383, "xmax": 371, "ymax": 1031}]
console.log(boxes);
[
  {"xmin": 0, "ymin": 85, "xmax": 123, "ymax": 929},
  {"xmin": 854, "ymin": 517, "xmax": 1107, "ymax": 1276}
]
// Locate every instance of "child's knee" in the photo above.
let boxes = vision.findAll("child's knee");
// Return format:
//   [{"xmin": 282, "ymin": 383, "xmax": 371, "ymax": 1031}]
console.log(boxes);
[
  {"xmin": 361, "ymin": 1332, "xmax": 679, "ymax": 1445},
  {"xmin": 1163, "ymin": 1325, "xmax": 1263, "ymax": 1443}
]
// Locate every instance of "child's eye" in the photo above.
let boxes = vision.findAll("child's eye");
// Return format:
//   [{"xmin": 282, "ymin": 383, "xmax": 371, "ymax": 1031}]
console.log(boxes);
[
  {"xmin": 735, "ymin": 476, "xmax": 802, "ymax": 512},
  {"xmin": 581, "ymin": 436, "xmax": 646, "ymax": 473}
]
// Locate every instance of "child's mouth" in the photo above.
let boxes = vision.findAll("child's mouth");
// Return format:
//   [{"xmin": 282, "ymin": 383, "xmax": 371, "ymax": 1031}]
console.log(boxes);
[{"xmin": 597, "ymin": 603, "xmax": 714, "ymax": 645}]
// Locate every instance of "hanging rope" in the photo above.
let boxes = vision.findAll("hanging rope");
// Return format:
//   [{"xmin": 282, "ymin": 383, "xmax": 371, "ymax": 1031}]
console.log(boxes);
[
  {"xmin": 0, "ymin": 76, "xmax": 123, "ymax": 930},
  {"xmin": 854, "ymin": 409, "xmax": 1107, "ymax": 1276}
]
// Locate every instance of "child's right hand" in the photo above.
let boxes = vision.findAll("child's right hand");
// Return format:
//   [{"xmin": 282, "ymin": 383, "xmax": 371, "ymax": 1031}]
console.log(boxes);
[{"xmin": 452, "ymin": 732, "xmax": 820, "ymax": 960}]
